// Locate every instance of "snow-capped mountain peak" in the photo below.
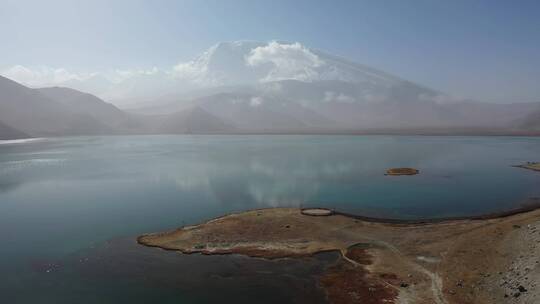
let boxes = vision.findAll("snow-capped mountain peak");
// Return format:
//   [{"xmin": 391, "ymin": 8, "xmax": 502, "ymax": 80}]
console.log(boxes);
[
  {"xmin": 171, "ymin": 40, "xmax": 404, "ymax": 88},
  {"xmin": 1, "ymin": 40, "xmax": 439, "ymax": 105}
]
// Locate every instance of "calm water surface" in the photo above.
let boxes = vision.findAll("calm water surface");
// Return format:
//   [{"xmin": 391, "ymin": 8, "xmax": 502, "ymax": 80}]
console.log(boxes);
[{"xmin": 1, "ymin": 135, "xmax": 539, "ymax": 303}]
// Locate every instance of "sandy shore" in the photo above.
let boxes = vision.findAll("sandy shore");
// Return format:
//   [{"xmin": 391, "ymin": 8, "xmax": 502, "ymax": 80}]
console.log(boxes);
[{"xmin": 139, "ymin": 206, "xmax": 540, "ymax": 304}]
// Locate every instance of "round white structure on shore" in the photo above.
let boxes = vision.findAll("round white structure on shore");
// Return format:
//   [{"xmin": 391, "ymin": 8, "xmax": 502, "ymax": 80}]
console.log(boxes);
[{"xmin": 301, "ymin": 208, "xmax": 334, "ymax": 216}]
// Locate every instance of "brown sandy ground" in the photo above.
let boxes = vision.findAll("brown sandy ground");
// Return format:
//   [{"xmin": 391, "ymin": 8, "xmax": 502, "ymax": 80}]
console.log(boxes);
[{"xmin": 138, "ymin": 207, "xmax": 540, "ymax": 304}]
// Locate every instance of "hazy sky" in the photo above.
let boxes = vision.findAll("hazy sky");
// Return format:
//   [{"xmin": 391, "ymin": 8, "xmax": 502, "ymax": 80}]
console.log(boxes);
[{"xmin": 1, "ymin": 0, "xmax": 539, "ymax": 103}]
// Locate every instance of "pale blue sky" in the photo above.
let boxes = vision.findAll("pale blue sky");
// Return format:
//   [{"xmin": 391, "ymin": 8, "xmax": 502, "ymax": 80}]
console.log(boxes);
[{"xmin": 1, "ymin": 0, "xmax": 539, "ymax": 102}]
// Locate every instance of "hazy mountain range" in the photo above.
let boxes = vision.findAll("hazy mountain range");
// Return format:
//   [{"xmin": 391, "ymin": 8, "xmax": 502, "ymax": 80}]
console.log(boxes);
[{"xmin": 1, "ymin": 41, "xmax": 539, "ymax": 139}]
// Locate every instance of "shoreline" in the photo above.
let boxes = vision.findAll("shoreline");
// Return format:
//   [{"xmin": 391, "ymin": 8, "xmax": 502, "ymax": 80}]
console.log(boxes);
[
  {"xmin": 513, "ymin": 163, "xmax": 540, "ymax": 172},
  {"xmin": 138, "ymin": 199, "xmax": 540, "ymax": 246},
  {"xmin": 332, "ymin": 198, "xmax": 540, "ymax": 225},
  {"xmin": 0, "ymin": 137, "xmax": 42, "ymax": 145},
  {"xmin": 8, "ymin": 133, "xmax": 540, "ymax": 141},
  {"xmin": 138, "ymin": 204, "xmax": 540, "ymax": 304}
]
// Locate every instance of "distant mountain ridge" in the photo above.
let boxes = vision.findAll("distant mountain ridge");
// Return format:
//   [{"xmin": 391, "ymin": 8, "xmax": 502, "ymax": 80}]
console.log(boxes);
[
  {"xmin": 122, "ymin": 41, "xmax": 540, "ymax": 133},
  {"xmin": 0, "ymin": 120, "xmax": 28, "ymax": 140},
  {"xmin": 518, "ymin": 109, "xmax": 540, "ymax": 130},
  {"xmin": 36, "ymin": 87, "xmax": 127, "ymax": 127},
  {"xmin": 132, "ymin": 79, "xmax": 540, "ymax": 133},
  {"xmin": 0, "ymin": 75, "xmax": 119, "ymax": 137},
  {"xmin": 1, "ymin": 41, "xmax": 540, "ymax": 137}
]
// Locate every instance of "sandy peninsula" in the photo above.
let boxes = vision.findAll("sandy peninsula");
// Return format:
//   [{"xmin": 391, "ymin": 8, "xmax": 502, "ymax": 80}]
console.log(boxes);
[
  {"xmin": 515, "ymin": 162, "xmax": 540, "ymax": 172},
  {"xmin": 139, "ymin": 205, "xmax": 540, "ymax": 304}
]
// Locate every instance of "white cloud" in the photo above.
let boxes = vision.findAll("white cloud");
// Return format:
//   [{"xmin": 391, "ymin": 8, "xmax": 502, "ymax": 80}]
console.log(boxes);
[
  {"xmin": 229, "ymin": 97, "xmax": 244, "ymax": 104},
  {"xmin": 0, "ymin": 65, "xmax": 173, "ymax": 102},
  {"xmin": 418, "ymin": 93, "xmax": 463, "ymax": 104},
  {"xmin": 1, "ymin": 65, "xmax": 95, "ymax": 87},
  {"xmin": 249, "ymin": 96, "xmax": 263, "ymax": 107},
  {"xmin": 108, "ymin": 67, "xmax": 161, "ymax": 83},
  {"xmin": 246, "ymin": 41, "xmax": 325, "ymax": 82},
  {"xmin": 362, "ymin": 94, "xmax": 387, "ymax": 103},
  {"xmin": 260, "ymin": 81, "xmax": 283, "ymax": 93},
  {"xmin": 172, "ymin": 60, "xmax": 209, "ymax": 84},
  {"xmin": 324, "ymin": 91, "xmax": 355, "ymax": 103},
  {"xmin": 337, "ymin": 94, "xmax": 355, "ymax": 103},
  {"xmin": 1, "ymin": 65, "xmax": 164, "ymax": 87}
]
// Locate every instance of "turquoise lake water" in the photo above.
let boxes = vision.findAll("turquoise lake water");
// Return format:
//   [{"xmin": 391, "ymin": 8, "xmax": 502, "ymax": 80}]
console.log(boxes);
[{"xmin": 1, "ymin": 135, "xmax": 539, "ymax": 303}]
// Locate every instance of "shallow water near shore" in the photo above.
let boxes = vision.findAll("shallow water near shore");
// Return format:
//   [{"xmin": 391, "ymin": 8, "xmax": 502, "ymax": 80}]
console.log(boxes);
[
  {"xmin": 1, "ymin": 135, "xmax": 540, "ymax": 302},
  {"xmin": 9, "ymin": 237, "xmax": 336, "ymax": 304}
]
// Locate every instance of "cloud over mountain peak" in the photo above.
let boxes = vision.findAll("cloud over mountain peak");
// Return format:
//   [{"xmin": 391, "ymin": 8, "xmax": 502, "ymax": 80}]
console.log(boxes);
[{"xmin": 246, "ymin": 41, "xmax": 325, "ymax": 82}]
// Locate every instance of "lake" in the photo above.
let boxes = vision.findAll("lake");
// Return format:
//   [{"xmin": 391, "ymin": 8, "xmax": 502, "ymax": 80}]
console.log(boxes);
[{"xmin": 1, "ymin": 135, "xmax": 539, "ymax": 303}]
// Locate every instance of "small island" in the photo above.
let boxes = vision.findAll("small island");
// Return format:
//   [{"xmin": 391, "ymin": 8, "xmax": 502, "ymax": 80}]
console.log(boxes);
[
  {"xmin": 385, "ymin": 167, "xmax": 419, "ymax": 176},
  {"xmin": 514, "ymin": 162, "xmax": 540, "ymax": 172},
  {"xmin": 139, "ymin": 205, "xmax": 540, "ymax": 304}
]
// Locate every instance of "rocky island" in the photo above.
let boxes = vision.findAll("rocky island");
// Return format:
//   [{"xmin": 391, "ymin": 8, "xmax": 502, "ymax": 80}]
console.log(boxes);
[
  {"xmin": 385, "ymin": 168, "xmax": 420, "ymax": 176},
  {"xmin": 139, "ymin": 205, "xmax": 540, "ymax": 304}
]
